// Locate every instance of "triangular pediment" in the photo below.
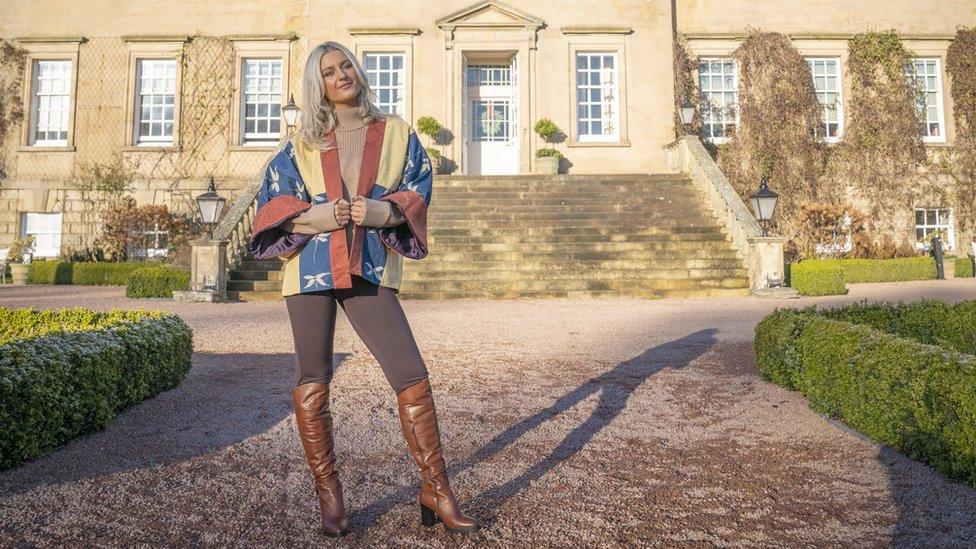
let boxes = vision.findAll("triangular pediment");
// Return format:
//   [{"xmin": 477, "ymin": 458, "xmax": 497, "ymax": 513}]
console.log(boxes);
[{"xmin": 436, "ymin": 0, "xmax": 544, "ymax": 29}]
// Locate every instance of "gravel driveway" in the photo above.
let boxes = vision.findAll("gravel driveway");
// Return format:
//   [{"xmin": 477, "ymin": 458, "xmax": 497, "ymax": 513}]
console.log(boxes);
[{"xmin": 1, "ymin": 280, "xmax": 975, "ymax": 547}]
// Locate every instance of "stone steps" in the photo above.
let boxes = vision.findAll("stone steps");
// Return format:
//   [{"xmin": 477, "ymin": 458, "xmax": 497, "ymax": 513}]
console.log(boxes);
[{"xmin": 226, "ymin": 174, "xmax": 750, "ymax": 301}]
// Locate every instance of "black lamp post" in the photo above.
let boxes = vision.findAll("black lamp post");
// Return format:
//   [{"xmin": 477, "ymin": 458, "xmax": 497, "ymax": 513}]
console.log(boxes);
[
  {"xmin": 283, "ymin": 93, "xmax": 301, "ymax": 135},
  {"xmin": 679, "ymin": 98, "xmax": 695, "ymax": 134},
  {"xmin": 749, "ymin": 176, "xmax": 779, "ymax": 237},
  {"xmin": 195, "ymin": 176, "xmax": 226, "ymax": 239}
]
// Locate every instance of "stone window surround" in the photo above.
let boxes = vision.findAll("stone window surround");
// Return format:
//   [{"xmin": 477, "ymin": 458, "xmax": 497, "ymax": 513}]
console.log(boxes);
[
  {"xmin": 121, "ymin": 36, "xmax": 188, "ymax": 151},
  {"xmin": 565, "ymin": 30, "xmax": 631, "ymax": 148},
  {"xmin": 351, "ymin": 28, "xmax": 419, "ymax": 123},
  {"xmin": 15, "ymin": 36, "xmax": 84, "ymax": 153},
  {"xmin": 228, "ymin": 36, "xmax": 295, "ymax": 151}
]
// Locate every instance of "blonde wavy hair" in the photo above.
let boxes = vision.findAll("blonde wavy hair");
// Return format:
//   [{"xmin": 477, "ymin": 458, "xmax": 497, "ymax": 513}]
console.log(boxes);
[{"xmin": 298, "ymin": 41, "xmax": 391, "ymax": 150}]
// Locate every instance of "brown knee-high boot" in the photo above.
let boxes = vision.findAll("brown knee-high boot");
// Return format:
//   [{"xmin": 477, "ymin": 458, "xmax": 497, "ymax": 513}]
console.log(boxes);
[
  {"xmin": 396, "ymin": 377, "xmax": 480, "ymax": 533},
  {"xmin": 292, "ymin": 382, "xmax": 349, "ymax": 537}
]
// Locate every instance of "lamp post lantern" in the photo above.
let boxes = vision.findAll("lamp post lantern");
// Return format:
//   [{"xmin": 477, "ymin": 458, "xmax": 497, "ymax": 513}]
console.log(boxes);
[
  {"xmin": 679, "ymin": 98, "xmax": 695, "ymax": 131},
  {"xmin": 283, "ymin": 93, "xmax": 301, "ymax": 134},
  {"xmin": 195, "ymin": 175, "xmax": 226, "ymax": 239},
  {"xmin": 749, "ymin": 176, "xmax": 779, "ymax": 237}
]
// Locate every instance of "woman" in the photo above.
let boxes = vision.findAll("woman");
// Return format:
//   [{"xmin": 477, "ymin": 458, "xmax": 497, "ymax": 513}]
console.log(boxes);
[{"xmin": 248, "ymin": 41, "xmax": 480, "ymax": 537}]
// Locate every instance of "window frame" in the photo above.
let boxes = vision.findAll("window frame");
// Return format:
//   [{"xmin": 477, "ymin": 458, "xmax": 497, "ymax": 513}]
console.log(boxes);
[
  {"xmin": 20, "ymin": 211, "xmax": 63, "ymax": 258},
  {"xmin": 805, "ymin": 56, "xmax": 845, "ymax": 143},
  {"xmin": 697, "ymin": 57, "xmax": 739, "ymax": 145},
  {"xmin": 133, "ymin": 58, "xmax": 178, "ymax": 146},
  {"xmin": 239, "ymin": 57, "xmax": 285, "ymax": 146},
  {"xmin": 904, "ymin": 57, "xmax": 947, "ymax": 144},
  {"xmin": 914, "ymin": 207, "xmax": 954, "ymax": 252},
  {"xmin": 361, "ymin": 51, "xmax": 408, "ymax": 117},
  {"xmin": 17, "ymin": 38, "xmax": 82, "ymax": 151},
  {"xmin": 354, "ymin": 34, "xmax": 416, "ymax": 123},
  {"xmin": 228, "ymin": 37, "xmax": 294, "ymax": 150},
  {"xmin": 122, "ymin": 38, "xmax": 186, "ymax": 150},
  {"xmin": 573, "ymin": 50, "xmax": 621, "ymax": 143}
]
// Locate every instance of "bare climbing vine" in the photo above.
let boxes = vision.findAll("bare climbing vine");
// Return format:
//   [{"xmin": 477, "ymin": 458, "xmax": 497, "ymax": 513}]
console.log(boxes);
[
  {"xmin": 946, "ymin": 27, "xmax": 976, "ymax": 243},
  {"xmin": 672, "ymin": 32, "xmax": 702, "ymax": 138},
  {"xmin": 0, "ymin": 40, "xmax": 29, "ymax": 183},
  {"xmin": 145, "ymin": 34, "xmax": 236, "ymax": 210},
  {"xmin": 825, "ymin": 30, "xmax": 928, "ymax": 256},
  {"xmin": 714, "ymin": 30, "xmax": 829, "ymax": 258}
]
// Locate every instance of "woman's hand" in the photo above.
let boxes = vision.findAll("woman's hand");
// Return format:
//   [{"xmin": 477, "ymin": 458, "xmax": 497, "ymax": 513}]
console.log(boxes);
[
  {"xmin": 286, "ymin": 199, "xmax": 350, "ymax": 234},
  {"xmin": 351, "ymin": 196, "xmax": 395, "ymax": 227}
]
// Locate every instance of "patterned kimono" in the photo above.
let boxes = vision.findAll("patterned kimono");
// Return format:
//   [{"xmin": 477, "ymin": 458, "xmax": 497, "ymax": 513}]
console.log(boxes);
[{"xmin": 249, "ymin": 114, "xmax": 433, "ymax": 297}]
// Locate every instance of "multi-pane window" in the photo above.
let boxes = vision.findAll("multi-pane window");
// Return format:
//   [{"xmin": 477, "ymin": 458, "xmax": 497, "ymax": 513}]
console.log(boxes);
[
  {"xmin": 363, "ymin": 52, "xmax": 406, "ymax": 116},
  {"xmin": 904, "ymin": 58, "xmax": 946, "ymax": 142},
  {"xmin": 21, "ymin": 212, "xmax": 62, "ymax": 258},
  {"xmin": 575, "ymin": 52, "xmax": 619, "ymax": 142},
  {"xmin": 135, "ymin": 59, "xmax": 176, "ymax": 145},
  {"xmin": 915, "ymin": 208, "xmax": 954, "ymax": 251},
  {"xmin": 806, "ymin": 58, "xmax": 844, "ymax": 141},
  {"xmin": 29, "ymin": 60, "xmax": 72, "ymax": 146},
  {"xmin": 466, "ymin": 65, "xmax": 511, "ymax": 86},
  {"xmin": 242, "ymin": 59, "xmax": 282, "ymax": 144},
  {"xmin": 699, "ymin": 58, "xmax": 738, "ymax": 142},
  {"xmin": 471, "ymin": 100, "xmax": 510, "ymax": 142}
]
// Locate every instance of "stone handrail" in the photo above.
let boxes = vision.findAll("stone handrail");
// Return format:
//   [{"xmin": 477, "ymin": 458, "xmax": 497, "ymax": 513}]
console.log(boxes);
[
  {"xmin": 665, "ymin": 136, "xmax": 789, "ymax": 293},
  {"xmin": 212, "ymin": 155, "xmax": 274, "ymax": 271},
  {"xmin": 664, "ymin": 135, "xmax": 761, "ymax": 258}
]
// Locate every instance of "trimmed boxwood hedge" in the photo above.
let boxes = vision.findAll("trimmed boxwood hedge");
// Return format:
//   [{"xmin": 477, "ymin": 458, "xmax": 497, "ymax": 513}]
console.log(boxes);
[
  {"xmin": 27, "ymin": 260, "xmax": 74, "ymax": 284},
  {"xmin": 126, "ymin": 266, "xmax": 191, "ymax": 298},
  {"xmin": 27, "ymin": 261, "xmax": 171, "ymax": 286},
  {"xmin": 788, "ymin": 256, "xmax": 938, "ymax": 296},
  {"xmin": 788, "ymin": 261, "xmax": 845, "ymax": 296},
  {"xmin": 955, "ymin": 256, "xmax": 975, "ymax": 278},
  {"xmin": 0, "ymin": 308, "xmax": 193, "ymax": 470},
  {"xmin": 755, "ymin": 299, "xmax": 976, "ymax": 487}
]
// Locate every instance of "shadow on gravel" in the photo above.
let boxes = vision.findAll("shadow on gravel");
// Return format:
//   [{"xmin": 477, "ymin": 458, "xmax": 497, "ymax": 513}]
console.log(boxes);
[
  {"xmin": 352, "ymin": 328, "xmax": 718, "ymax": 530},
  {"xmin": 0, "ymin": 352, "xmax": 351, "ymax": 497}
]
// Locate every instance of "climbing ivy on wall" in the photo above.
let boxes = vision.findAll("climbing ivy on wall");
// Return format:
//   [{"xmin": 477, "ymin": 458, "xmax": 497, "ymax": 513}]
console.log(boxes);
[
  {"xmin": 825, "ymin": 30, "xmax": 928, "ymax": 257},
  {"xmin": 0, "ymin": 40, "xmax": 28, "ymax": 184},
  {"xmin": 946, "ymin": 27, "xmax": 976, "ymax": 243},
  {"xmin": 713, "ymin": 30, "xmax": 828, "ymax": 258}
]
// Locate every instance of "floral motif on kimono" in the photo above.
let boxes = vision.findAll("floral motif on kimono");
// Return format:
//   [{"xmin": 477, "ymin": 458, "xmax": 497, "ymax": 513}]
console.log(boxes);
[{"xmin": 248, "ymin": 114, "xmax": 433, "ymax": 297}]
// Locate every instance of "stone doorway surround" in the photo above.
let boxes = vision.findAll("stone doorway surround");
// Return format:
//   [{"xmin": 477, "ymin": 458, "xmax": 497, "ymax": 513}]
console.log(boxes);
[{"xmin": 435, "ymin": 0, "xmax": 543, "ymax": 175}]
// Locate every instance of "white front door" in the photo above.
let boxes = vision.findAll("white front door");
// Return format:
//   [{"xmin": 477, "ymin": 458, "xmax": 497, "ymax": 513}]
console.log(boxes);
[{"xmin": 464, "ymin": 60, "xmax": 518, "ymax": 175}]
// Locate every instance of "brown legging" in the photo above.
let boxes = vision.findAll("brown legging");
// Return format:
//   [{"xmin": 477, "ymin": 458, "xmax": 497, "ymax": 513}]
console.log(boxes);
[{"xmin": 284, "ymin": 274, "xmax": 429, "ymax": 394}]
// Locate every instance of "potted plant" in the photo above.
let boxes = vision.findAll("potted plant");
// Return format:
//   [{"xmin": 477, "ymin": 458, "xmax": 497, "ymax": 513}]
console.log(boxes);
[
  {"xmin": 7, "ymin": 236, "xmax": 34, "ymax": 285},
  {"xmin": 416, "ymin": 116, "xmax": 445, "ymax": 174},
  {"xmin": 533, "ymin": 118, "xmax": 563, "ymax": 174}
]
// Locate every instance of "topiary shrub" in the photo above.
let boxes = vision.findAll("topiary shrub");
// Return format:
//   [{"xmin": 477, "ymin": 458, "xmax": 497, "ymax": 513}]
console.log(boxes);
[
  {"xmin": 126, "ymin": 266, "xmax": 191, "ymax": 298},
  {"xmin": 0, "ymin": 308, "xmax": 193, "ymax": 470}
]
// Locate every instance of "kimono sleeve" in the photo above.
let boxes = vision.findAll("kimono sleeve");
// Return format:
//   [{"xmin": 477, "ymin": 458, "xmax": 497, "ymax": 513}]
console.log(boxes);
[
  {"xmin": 249, "ymin": 143, "xmax": 314, "ymax": 259},
  {"xmin": 377, "ymin": 130, "xmax": 432, "ymax": 260}
]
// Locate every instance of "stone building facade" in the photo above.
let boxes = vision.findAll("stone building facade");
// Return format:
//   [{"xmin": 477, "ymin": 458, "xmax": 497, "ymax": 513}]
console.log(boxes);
[{"xmin": 0, "ymin": 0, "xmax": 972, "ymax": 258}]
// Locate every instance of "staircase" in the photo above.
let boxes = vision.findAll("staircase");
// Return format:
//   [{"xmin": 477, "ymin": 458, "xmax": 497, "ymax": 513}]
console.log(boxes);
[{"xmin": 226, "ymin": 174, "xmax": 750, "ymax": 301}]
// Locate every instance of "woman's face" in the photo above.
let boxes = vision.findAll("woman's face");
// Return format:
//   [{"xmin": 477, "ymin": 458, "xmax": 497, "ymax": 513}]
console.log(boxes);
[{"xmin": 320, "ymin": 50, "xmax": 361, "ymax": 106}]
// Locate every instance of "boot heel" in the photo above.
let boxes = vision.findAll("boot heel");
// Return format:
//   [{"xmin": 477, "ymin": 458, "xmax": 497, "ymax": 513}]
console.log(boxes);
[{"xmin": 420, "ymin": 504, "xmax": 437, "ymax": 527}]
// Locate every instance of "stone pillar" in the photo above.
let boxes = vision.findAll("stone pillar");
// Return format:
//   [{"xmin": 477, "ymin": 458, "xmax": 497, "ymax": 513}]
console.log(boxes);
[
  {"xmin": 747, "ymin": 235, "xmax": 799, "ymax": 298},
  {"xmin": 173, "ymin": 238, "xmax": 229, "ymax": 302}
]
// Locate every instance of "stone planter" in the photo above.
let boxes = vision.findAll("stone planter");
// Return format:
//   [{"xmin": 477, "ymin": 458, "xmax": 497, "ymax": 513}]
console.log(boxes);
[
  {"xmin": 9, "ymin": 263, "xmax": 30, "ymax": 285},
  {"xmin": 534, "ymin": 155, "xmax": 559, "ymax": 174}
]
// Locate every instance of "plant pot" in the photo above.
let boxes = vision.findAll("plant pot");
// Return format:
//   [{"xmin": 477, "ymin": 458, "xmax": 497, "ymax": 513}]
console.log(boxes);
[
  {"xmin": 9, "ymin": 263, "xmax": 30, "ymax": 285},
  {"xmin": 534, "ymin": 156, "xmax": 559, "ymax": 174}
]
